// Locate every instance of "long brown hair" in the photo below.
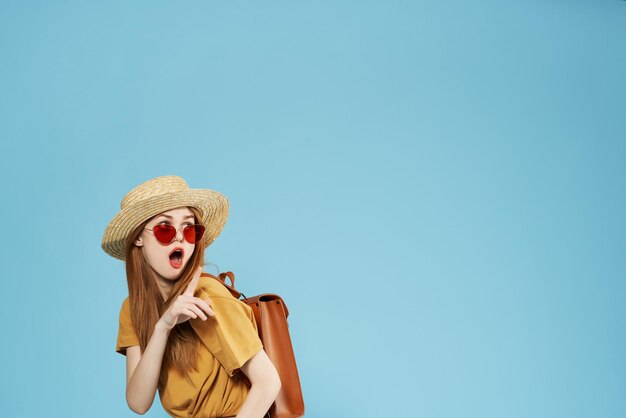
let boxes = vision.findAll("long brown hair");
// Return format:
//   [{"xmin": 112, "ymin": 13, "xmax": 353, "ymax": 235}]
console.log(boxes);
[{"xmin": 124, "ymin": 206, "xmax": 206, "ymax": 388}]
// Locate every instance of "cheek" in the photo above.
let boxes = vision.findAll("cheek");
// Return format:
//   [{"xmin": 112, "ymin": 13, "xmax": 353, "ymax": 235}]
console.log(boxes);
[
  {"xmin": 144, "ymin": 242, "xmax": 167, "ymax": 265},
  {"xmin": 185, "ymin": 246, "xmax": 195, "ymax": 263}
]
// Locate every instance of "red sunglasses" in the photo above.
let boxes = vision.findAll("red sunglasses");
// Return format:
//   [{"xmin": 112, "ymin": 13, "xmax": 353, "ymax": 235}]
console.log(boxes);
[{"xmin": 144, "ymin": 223, "xmax": 206, "ymax": 245}]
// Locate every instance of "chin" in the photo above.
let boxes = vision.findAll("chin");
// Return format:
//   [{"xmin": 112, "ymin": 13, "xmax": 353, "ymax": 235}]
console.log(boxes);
[
  {"xmin": 152, "ymin": 264, "xmax": 185, "ymax": 280},
  {"xmin": 169, "ymin": 268, "xmax": 186, "ymax": 279}
]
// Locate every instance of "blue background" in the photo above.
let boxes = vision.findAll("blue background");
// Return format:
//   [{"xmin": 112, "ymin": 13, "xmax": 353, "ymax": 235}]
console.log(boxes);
[{"xmin": 1, "ymin": 1, "xmax": 625, "ymax": 417}]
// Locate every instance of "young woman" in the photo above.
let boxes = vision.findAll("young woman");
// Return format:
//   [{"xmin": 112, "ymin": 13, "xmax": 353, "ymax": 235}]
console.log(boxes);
[{"xmin": 101, "ymin": 175, "xmax": 281, "ymax": 418}]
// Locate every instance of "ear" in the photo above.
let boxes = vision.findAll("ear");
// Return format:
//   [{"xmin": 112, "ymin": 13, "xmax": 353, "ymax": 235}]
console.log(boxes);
[{"xmin": 134, "ymin": 236, "xmax": 144, "ymax": 247}]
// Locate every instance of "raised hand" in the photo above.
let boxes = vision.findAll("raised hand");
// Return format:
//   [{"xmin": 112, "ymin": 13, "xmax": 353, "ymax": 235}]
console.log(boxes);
[{"xmin": 159, "ymin": 266, "xmax": 215, "ymax": 330}]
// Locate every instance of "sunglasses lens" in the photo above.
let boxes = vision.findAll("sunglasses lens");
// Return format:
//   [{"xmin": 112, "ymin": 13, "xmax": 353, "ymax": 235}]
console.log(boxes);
[
  {"xmin": 184, "ymin": 224, "xmax": 205, "ymax": 244},
  {"xmin": 153, "ymin": 225, "xmax": 176, "ymax": 244}
]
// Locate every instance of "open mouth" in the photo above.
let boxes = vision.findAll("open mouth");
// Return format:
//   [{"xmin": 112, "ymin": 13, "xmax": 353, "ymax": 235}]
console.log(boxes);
[{"xmin": 168, "ymin": 248, "xmax": 184, "ymax": 269}]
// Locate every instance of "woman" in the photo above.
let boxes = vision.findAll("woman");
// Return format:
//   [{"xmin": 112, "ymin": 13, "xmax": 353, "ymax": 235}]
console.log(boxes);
[{"xmin": 101, "ymin": 175, "xmax": 281, "ymax": 418}]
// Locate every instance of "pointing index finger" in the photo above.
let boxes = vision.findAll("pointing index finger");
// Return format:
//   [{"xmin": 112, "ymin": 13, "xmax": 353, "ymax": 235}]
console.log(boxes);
[{"xmin": 183, "ymin": 266, "xmax": 203, "ymax": 297}]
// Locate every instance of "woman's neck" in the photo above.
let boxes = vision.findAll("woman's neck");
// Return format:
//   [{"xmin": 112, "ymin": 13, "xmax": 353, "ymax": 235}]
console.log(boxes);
[{"xmin": 152, "ymin": 272, "xmax": 174, "ymax": 301}]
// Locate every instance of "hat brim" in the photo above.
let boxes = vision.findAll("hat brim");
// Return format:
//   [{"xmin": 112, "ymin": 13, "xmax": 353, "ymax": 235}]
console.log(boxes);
[{"xmin": 101, "ymin": 189, "xmax": 229, "ymax": 261}]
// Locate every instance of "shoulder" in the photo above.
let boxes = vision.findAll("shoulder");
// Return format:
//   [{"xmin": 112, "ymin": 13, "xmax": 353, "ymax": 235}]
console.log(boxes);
[
  {"xmin": 118, "ymin": 296, "xmax": 136, "ymax": 329},
  {"xmin": 118, "ymin": 297, "xmax": 130, "ymax": 317},
  {"xmin": 196, "ymin": 275, "xmax": 237, "ymax": 300}
]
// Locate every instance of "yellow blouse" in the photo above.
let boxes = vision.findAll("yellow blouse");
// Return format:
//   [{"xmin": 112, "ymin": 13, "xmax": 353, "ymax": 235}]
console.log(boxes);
[{"xmin": 115, "ymin": 275, "xmax": 264, "ymax": 418}]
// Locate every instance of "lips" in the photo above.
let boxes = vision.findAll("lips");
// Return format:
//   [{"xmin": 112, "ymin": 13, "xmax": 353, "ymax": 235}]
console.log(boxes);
[{"xmin": 168, "ymin": 247, "xmax": 184, "ymax": 269}]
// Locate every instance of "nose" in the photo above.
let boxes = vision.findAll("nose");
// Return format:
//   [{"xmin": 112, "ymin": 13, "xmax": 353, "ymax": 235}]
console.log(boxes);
[{"xmin": 175, "ymin": 228, "xmax": 184, "ymax": 243}]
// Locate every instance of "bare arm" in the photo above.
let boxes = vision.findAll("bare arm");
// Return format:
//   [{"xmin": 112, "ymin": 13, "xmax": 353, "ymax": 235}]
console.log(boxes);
[
  {"xmin": 124, "ymin": 267, "xmax": 214, "ymax": 414},
  {"xmin": 235, "ymin": 349, "xmax": 282, "ymax": 418},
  {"xmin": 125, "ymin": 321, "xmax": 171, "ymax": 414}
]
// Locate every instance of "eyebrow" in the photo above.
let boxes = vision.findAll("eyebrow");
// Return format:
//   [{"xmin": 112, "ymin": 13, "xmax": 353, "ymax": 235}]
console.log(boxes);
[{"xmin": 156, "ymin": 214, "xmax": 195, "ymax": 220}]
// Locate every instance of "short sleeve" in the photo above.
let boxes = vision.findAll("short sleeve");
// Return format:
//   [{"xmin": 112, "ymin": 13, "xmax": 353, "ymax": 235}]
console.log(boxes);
[
  {"xmin": 190, "ymin": 277, "xmax": 264, "ymax": 377},
  {"xmin": 115, "ymin": 298, "xmax": 140, "ymax": 356}
]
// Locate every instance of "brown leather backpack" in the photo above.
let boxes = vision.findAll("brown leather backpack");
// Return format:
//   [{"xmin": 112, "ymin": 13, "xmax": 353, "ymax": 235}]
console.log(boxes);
[{"xmin": 201, "ymin": 271, "xmax": 305, "ymax": 418}]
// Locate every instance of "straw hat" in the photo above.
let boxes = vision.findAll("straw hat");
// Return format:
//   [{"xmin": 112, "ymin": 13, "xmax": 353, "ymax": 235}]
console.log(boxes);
[{"xmin": 101, "ymin": 175, "xmax": 229, "ymax": 261}]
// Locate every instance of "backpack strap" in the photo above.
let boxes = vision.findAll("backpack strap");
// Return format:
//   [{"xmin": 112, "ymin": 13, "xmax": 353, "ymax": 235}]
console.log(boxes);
[
  {"xmin": 199, "ymin": 271, "xmax": 289, "ymax": 317},
  {"xmin": 200, "ymin": 271, "xmax": 244, "ymax": 299}
]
